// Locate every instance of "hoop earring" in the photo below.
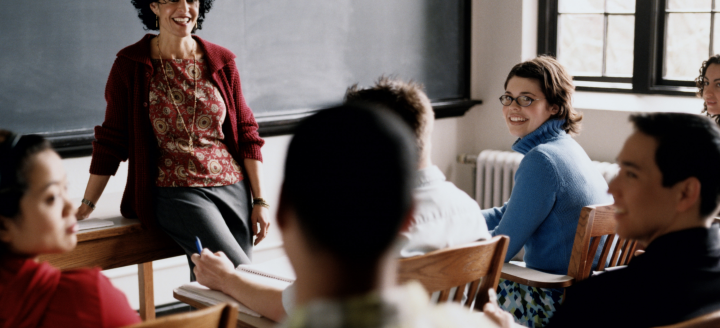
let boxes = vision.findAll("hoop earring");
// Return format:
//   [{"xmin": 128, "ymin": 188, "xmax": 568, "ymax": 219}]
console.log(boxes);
[{"xmin": 156, "ymin": 16, "xmax": 158, "ymax": 28}]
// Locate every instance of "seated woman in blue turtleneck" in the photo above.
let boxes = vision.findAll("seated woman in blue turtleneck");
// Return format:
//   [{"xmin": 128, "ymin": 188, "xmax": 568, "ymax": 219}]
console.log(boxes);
[{"xmin": 483, "ymin": 56, "xmax": 612, "ymax": 327}]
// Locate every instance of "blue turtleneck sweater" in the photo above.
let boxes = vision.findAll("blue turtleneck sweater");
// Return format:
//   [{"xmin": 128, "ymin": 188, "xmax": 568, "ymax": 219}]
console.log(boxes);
[{"xmin": 482, "ymin": 119, "xmax": 613, "ymax": 275}]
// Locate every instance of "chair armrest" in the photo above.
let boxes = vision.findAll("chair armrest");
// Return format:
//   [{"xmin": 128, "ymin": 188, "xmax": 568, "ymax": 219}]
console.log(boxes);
[{"xmin": 500, "ymin": 263, "xmax": 574, "ymax": 289}]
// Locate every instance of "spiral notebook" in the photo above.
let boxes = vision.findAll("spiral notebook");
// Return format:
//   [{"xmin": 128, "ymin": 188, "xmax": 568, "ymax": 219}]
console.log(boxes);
[
  {"xmin": 235, "ymin": 255, "xmax": 295, "ymax": 282},
  {"xmin": 174, "ymin": 256, "xmax": 295, "ymax": 318}
]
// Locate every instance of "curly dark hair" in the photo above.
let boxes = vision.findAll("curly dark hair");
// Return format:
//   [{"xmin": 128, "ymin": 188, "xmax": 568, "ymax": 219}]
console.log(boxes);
[
  {"xmin": 504, "ymin": 55, "xmax": 582, "ymax": 135},
  {"xmin": 130, "ymin": 0, "xmax": 214, "ymax": 32},
  {"xmin": 696, "ymin": 54, "xmax": 720, "ymax": 125}
]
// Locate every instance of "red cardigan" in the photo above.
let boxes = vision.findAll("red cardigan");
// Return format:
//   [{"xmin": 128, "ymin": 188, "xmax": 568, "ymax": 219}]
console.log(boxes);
[
  {"xmin": 90, "ymin": 34, "xmax": 264, "ymax": 228},
  {"xmin": 0, "ymin": 256, "xmax": 140, "ymax": 328}
]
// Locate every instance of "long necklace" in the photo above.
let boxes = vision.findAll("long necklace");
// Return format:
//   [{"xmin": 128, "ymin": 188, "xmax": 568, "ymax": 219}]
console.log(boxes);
[{"xmin": 157, "ymin": 35, "xmax": 198, "ymax": 152}]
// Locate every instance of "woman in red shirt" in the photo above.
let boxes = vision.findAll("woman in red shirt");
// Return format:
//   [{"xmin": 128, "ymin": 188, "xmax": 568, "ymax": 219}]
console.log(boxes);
[
  {"xmin": 76, "ymin": 0, "xmax": 269, "ymax": 276},
  {"xmin": 0, "ymin": 131, "xmax": 140, "ymax": 328}
]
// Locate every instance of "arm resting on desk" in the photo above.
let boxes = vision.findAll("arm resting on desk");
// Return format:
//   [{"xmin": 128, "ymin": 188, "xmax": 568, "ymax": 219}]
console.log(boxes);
[
  {"xmin": 77, "ymin": 174, "xmax": 111, "ymax": 220},
  {"xmin": 192, "ymin": 250, "xmax": 286, "ymax": 322},
  {"xmin": 500, "ymin": 262, "xmax": 574, "ymax": 289}
]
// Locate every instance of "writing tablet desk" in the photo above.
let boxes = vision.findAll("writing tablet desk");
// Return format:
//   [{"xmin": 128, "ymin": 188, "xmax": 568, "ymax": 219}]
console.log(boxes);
[
  {"xmin": 174, "ymin": 293, "xmax": 275, "ymax": 328},
  {"xmin": 37, "ymin": 195, "xmax": 184, "ymax": 321}
]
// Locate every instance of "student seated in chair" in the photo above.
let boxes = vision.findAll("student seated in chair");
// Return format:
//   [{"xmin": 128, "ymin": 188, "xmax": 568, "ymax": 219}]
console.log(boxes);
[
  {"xmin": 0, "ymin": 131, "xmax": 140, "ymax": 328},
  {"xmin": 485, "ymin": 112, "xmax": 720, "ymax": 328},
  {"xmin": 195, "ymin": 105, "xmax": 495, "ymax": 327},
  {"xmin": 192, "ymin": 78, "xmax": 491, "ymax": 322}
]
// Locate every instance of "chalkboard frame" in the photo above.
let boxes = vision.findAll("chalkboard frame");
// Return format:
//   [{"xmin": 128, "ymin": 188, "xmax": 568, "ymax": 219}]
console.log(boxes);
[{"xmin": 49, "ymin": 0, "xmax": 479, "ymax": 158}]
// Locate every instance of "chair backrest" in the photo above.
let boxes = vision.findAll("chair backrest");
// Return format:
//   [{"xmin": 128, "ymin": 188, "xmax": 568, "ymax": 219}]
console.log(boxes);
[
  {"xmin": 653, "ymin": 310, "xmax": 720, "ymax": 328},
  {"xmin": 397, "ymin": 235, "xmax": 509, "ymax": 308},
  {"xmin": 123, "ymin": 303, "xmax": 238, "ymax": 328},
  {"xmin": 567, "ymin": 204, "xmax": 638, "ymax": 282}
]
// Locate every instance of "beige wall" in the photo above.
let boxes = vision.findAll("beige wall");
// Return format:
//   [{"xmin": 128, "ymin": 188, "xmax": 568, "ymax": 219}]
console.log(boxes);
[
  {"xmin": 458, "ymin": 0, "xmax": 703, "ymax": 169},
  {"xmin": 62, "ymin": 0, "xmax": 706, "ymax": 307}
]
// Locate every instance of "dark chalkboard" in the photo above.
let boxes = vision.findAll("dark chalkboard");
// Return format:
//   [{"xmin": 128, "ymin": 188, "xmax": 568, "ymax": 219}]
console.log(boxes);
[{"xmin": 0, "ymin": 0, "xmax": 475, "ymax": 154}]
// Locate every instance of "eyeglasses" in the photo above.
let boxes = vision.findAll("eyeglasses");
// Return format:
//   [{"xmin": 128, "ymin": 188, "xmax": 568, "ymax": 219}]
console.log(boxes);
[{"xmin": 499, "ymin": 95, "xmax": 543, "ymax": 107}]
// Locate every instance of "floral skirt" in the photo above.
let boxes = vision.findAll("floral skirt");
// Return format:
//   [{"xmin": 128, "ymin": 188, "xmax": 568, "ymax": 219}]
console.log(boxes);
[{"xmin": 495, "ymin": 278, "xmax": 564, "ymax": 328}]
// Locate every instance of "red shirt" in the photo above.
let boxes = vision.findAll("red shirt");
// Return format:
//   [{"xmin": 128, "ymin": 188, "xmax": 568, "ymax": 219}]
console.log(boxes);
[
  {"xmin": 0, "ymin": 256, "xmax": 140, "ymax": 328},
  {"xmin": 149, "ymin": 58, "xmax": 242, "ymax": 187},
  {"xmin": 90, "ymin": 34, "xmax": 264, "ymax": 228}
]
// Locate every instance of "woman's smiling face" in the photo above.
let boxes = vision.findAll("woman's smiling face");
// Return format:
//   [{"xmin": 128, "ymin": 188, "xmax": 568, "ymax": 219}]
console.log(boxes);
[
  {"xmin": 151, "ymin": 0, "xmax": 200, "ymax": 38},
  {"xmin": 502, "ymin": 76, "xmax": 559, "ymax": 138},
  {"xmin": 703, "ymin": 63, "xmax": 720, "ymax": 116}
]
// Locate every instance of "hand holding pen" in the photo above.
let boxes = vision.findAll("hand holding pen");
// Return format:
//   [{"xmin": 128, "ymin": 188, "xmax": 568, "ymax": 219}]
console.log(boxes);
[{"xmin": 195, "ymin": 236, "xmax": 203, "ymax": 256}]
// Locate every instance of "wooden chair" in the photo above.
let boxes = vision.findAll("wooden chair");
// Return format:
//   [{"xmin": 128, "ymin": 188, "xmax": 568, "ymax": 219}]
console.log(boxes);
[
  {"xmin": 653, "ymin": 310, "xmax": 720, "ymax": 328},
  {"xmin": 397, "ymin": 235, "xmax": 509, "ymax": 308},
  {"xmin": 500, "ymin": 204, "xmax": 638, "ymax": 291},
  {"xmin": 123, "ymin": 303, "xmax": 238, "ymax": 328}
]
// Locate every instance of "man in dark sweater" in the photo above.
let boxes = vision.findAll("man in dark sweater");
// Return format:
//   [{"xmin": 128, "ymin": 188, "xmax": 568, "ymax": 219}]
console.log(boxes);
[{"xmin": 485, "ymin": 112, "xmax": 720, "ymax": 328}]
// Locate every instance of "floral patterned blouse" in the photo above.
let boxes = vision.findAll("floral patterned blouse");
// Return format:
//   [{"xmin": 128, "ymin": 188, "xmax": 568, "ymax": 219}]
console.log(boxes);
[{"xmin": 149, "ymin": 58, "xmax": 242, "ymax": 187}]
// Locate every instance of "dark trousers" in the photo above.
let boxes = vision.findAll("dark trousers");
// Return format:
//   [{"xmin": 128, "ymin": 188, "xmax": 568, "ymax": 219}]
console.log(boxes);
[{"xmin": 154, "ymin": 181, "xmax": 253, "ymax": 280}]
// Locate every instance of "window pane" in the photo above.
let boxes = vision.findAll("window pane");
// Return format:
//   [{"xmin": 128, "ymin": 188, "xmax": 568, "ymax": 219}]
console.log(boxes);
[
  {"xmin": 664, "ymin": 13, "xmax": 710, "ymax": 80},
  {"xmin": 714, "ymin": 14, "xmax": 720, "ymax": 54},
  {"xmin": 558, "ymin": 0, "xmax": 604, "ymax": 13},
  {"xmin": 607, "ymin": 0, "xmax": 635, "ymax": 13},
  {"xmin": 558, "ymin": 14, "xmax": 604, "ymax": 76},
  {"xmin": 606, "ymin": 15, "xmax": 635, "ymax": 76},
  {"xmin": 667, "ymin": 0, "xmax": 711, "ymax": 11}
]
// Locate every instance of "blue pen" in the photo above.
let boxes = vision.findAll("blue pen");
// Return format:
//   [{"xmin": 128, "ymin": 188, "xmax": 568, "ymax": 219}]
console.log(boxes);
[{"xmin": 195, "ymin": 236, "xmax": 203, "ymax": 254}]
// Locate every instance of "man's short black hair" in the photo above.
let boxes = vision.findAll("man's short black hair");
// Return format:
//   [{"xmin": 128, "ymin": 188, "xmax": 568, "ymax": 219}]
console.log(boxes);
[
  {"xmin": 630, "ymin": 113, "xmax": 720, "ymax": 217},
  {"xmin": 283, "ymin": 104, "xmax": 417, "ymax": 262}
]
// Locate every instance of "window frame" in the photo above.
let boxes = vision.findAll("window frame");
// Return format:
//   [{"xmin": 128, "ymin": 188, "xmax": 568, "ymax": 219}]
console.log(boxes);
[{"xmin": 538, "ymin": 0, "xmax": 702, "ymax": 96}]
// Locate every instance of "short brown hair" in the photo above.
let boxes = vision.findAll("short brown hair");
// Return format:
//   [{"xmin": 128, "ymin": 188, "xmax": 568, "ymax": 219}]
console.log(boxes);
[
  {"xmin": 696, "ymin": 54, "xmax": 720, "ymax": 125},
  {"xmin": 504, "ymin": 56, "xmax": 582, "ymax": 135},
  {"xmin": 345, "ymin": 77, "xmax": 433, "ymax": 154}
]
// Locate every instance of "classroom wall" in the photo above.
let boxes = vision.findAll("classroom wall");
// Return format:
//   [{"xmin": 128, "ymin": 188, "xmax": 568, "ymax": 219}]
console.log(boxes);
[
  {"xmin": 62, "ymin": 118, "xmax": 459, "ymax": 308},
  {"xmin": 61, "ymin": 0, "xmax": 705, "ymax": 308},
  {"xmin": 460, "ymin": 0, "xmax": 703, "ymax": 167},
  {"xmin": 61, "ymin": 121, "xmax": 460, "ymax": 247}
]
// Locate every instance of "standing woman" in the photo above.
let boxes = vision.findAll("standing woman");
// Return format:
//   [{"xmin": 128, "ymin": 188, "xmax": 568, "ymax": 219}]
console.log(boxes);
[
  {"xmin": 76, "ymin": 0, "xmax": 269, "ymax": 276},
  {"xmin": 0, "ymin": 131, "xmax": 140, "ymax": 328},
  {"xmin": 697, "ymin": 54, "xmax": 720, "ymax": 124},
  {"xmin": 483, "ymin": 56, "xmax": 612, "ymax": 327}
]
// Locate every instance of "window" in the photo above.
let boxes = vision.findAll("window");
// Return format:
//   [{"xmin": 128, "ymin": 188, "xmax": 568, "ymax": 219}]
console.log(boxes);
[
  {"xmin": 557, "ymin": 0, "xmax": 635, "ymax": 89},
  {"xmin": 663, "ymin": 1, "xmax": 720, "ymax": 81},
  {"xmin": 539, "ymin": 0, "xmax": 712, "ymax": 95}
]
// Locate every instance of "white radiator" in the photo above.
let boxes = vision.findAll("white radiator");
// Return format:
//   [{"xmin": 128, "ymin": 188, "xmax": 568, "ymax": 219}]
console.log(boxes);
[{"xmin": 458, "ymin": 150, "xmax": 619, "ymax": 209}]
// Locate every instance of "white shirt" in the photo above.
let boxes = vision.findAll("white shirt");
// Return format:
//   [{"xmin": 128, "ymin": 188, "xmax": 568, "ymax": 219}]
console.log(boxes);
[{"xmin": 398, "ymin": 165, "xmax": 491, "ymax": 257}]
